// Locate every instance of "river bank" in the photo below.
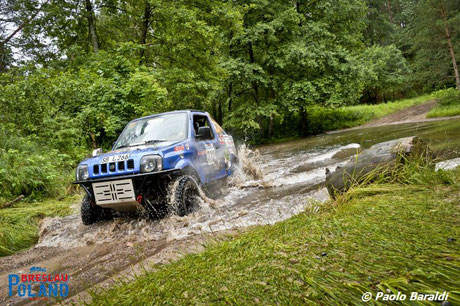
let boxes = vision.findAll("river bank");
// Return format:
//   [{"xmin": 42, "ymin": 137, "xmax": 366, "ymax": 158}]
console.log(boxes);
[{"xmin": 87, "ymin": 163, "xmax": 460, "ymax": 305}]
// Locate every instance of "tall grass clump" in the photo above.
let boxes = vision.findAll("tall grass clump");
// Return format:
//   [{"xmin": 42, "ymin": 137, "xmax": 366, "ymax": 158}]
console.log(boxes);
[
  {"xmin": 427, "ymin": 88, "xmax": 460, "ymax": 118},
  {"xmin": 0, "ymin": 195, "xmax": 79, "ymax": 256}
]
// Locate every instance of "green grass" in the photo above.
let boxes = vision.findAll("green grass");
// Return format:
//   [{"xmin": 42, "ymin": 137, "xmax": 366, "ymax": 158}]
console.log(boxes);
[
  {"xmin": 427, "ymin": 104, "xmax": 460, "ymax": 118},
  {"xmin": 0, "ymin": 195, "xmax": 80, "ymax": 256},
  {"xmin": 427, "ymin": 88, "xmax": 460, "ymax": 118},
  {"xmin": 341, "ymin": 94, "xmax": 435, "ymax": 121},
  {"xmin": 88, "ymin": 167, "xmax": 460, "ymax": 305},
  {"xmin": 307, "ymin": 93, "xmax": 436, "ymax": 134}
]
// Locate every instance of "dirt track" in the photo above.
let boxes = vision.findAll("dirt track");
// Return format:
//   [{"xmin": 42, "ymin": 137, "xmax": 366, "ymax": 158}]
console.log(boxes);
[
  {"xmin": 328, "ymin": 99, "xmax": 460, "ymax": 134},
  {"xmin": 362, "ymin": 99, "xmax": 438, "ymax": 127}
]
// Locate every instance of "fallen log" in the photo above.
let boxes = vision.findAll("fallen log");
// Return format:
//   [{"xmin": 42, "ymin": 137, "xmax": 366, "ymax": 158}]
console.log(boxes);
[
  {"xmin": 1, "ymin": 195, "xmax": 25, "ymax": 208},
  {"xmin": 325, "ymin": 136, "xmax": 431, "ymax": 198}
]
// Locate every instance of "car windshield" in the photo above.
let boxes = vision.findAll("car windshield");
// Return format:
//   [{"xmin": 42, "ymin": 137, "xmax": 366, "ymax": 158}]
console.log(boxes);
[{"xmin": 114, "ymin": 113, "xmax": 188, "ymax": 149}]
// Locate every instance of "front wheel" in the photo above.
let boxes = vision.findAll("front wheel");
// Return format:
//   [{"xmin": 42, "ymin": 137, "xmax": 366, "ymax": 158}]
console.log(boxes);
[
  {"xmin": 168, "ymin": 176, "xmax": 200, "ymax": 216},
  {"xmin": 81, "ymin": 195, "xmax": 113, "ymax": 225}
]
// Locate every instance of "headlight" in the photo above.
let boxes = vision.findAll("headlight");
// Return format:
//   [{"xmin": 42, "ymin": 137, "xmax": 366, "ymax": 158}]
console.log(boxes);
[
  {"xmin": 76, "ymin": 165, "xmax": 89, "ymax": 181},
  {"xmin": 140, "ymin": 155, "xmax": 162, "ymax": 173}
]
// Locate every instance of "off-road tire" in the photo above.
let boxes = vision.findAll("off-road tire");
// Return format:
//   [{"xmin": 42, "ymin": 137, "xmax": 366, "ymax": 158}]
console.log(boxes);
[
  {"xmin": 169, "ymin": 175, "xmax": 200, "ymax": 217},
  {"xmin": 81, "ymin": 195, "xmax": 113, "ymax": 225}
]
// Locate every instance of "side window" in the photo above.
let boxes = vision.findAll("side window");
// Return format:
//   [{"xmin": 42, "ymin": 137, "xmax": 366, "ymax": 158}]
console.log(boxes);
[{"xmin": 192, "ymin": 114, "xmax": 214, "ymax": 139}]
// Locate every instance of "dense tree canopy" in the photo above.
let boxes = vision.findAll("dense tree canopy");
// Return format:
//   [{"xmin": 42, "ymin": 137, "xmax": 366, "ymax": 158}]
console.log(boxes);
[{"xmin": 0, "ymin": 0, "xmax": 459, "ymax": 199}]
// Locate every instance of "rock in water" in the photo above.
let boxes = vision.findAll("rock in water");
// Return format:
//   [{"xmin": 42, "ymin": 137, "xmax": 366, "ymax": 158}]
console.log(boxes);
[{"xmin": 325, "ymin": 136, "xmax": 431, "ymax": 198}]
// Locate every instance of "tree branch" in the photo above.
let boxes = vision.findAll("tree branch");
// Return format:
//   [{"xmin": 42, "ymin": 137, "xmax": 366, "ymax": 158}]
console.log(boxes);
[{"xmin": 0, "ymin": 0, "xmax": 50, "ymax": 47}]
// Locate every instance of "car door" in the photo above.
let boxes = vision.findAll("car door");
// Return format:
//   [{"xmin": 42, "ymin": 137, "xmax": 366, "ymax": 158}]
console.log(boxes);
[
  {"xmin": 192, "ymin": 113, "xmax": 226, "ymax": 183},
  {"xmin": 210, "ymin": 118, "xmax": 230, "ymax": 177}
]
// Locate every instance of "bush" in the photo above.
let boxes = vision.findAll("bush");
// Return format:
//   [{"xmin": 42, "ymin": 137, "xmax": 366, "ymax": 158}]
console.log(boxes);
[
  {"xmin": 436, "ymin": 88, "xmax": 460, "ymax": 106},
  {"xmin": 0, "ymin": 130, "xmax": 76, "ymax": 201}
]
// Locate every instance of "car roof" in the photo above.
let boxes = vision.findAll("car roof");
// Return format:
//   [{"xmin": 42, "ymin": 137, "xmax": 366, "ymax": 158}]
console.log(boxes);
[{"xmin": 132, "ymin": 110, "xmax": 208, "ymax": 122}]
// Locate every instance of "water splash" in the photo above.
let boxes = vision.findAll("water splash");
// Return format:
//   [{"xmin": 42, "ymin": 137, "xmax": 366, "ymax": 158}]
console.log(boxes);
[{"xmin": 37, "ymin": 143, "xmax": 361, "ymax": 249}]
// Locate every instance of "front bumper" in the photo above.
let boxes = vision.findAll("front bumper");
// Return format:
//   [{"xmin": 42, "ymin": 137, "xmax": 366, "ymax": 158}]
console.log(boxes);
[
  {"xmin": 73, "ymin": 168, "xmax": 179, "ymax": 185},
  {"xmin": 74, "ymin": 168, "xmax": 180, "ymax": 211}
]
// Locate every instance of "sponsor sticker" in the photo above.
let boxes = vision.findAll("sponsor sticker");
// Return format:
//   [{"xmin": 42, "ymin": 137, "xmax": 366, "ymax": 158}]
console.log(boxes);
[
  {"xmin": 174, "ymin": 145, "xmax": 185, "ymax": 152},
  {"xmin": 205, "ymin": 143, "xmax": 217, "ymax": 165}
]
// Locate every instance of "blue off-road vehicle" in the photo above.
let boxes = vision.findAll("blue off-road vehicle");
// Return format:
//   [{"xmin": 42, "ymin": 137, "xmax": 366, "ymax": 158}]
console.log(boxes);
[{"xmin": 74, "ymin": 110, "xmax": 238, "ymax": 225}]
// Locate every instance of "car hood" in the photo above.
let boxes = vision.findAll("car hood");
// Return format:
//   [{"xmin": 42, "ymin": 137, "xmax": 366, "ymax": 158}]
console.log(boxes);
[{"xmin": 81, "ymin": 141, "xmax": 181, "ymax": 165}]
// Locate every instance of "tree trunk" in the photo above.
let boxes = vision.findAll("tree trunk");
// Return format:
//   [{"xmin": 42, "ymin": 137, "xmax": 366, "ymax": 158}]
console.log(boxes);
[
  {"xmin": 299, "ymin": 106, "xmax": 308, "ymax": 137},
  {"xmin": 386, "ymin": 0, "xmax": 393, "ymax": 23},
  {"xmin": 0, "ymin": 46, "xmax": 7, "ymax": 72},
  {"xmin": 85, "ymin": 0, "xmax": 100, "ymax": 53},
  {"xmin": 248, "ymin": 41, "xmax": 259, "ymax": 104},
  {"xmin": 139, "ymin": 1, "xmax": 151, "ymax": 63},
  {"xmin": 89, "ymin": 131, "xmax": 98, "ymax": 149},
  {"xmin": 440, "ymin": 4, "xmax": 460, "ymax": 91},
  {"xmin": 217, "ymin": 100, "xmax": 223, "ymax": 125},
  {"xmin": 228, "ymin": 82, "xmax": 233, "ymax": 112},
  {"xmin": 268, "ymin": 114, "xmax": 274, "ymax": 138}
]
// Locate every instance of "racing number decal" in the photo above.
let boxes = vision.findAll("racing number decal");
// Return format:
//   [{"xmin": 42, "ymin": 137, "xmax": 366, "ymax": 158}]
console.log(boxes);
[{"xmin": 205, "ymin": 143, "xmax": 217, "ymax": 165}]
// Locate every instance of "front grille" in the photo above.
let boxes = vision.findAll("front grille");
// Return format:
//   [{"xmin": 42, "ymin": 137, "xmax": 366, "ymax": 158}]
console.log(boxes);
[
  {"xmin": 127, "ymin": 159, "xmax": 134, "ymax": 169},
  {"xmin": 118, "ymin": 161, "xmax": 125, "ymax": 171},
  {"xmin": 92, "ymin": 159, "xmax": 135, "ymax": 176}
]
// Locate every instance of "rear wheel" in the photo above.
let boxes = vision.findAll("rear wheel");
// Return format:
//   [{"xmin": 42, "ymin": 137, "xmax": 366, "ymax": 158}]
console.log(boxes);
[
  {"xmin": 81, "ymin": 195, "xmax": 113, "ymax": 225},
  {"xmin": 169, "ymin": 175, "xmax": 200, "ymax": 216}
]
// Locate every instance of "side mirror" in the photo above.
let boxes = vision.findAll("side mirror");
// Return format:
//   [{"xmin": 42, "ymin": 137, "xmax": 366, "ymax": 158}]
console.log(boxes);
[
  {"xmin": 197, "ymin": 126, "xmax": 212, "ymax": 140},
  {"xmin": 92, "ymin": 148, "xmax": 103, "ymax": 157}
]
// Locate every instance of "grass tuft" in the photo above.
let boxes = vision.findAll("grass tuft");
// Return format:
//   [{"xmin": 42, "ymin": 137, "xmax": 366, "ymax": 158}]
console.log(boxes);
[{"xmin": 0, "ymin": 195, "xmax": 80, "ymax": 256}]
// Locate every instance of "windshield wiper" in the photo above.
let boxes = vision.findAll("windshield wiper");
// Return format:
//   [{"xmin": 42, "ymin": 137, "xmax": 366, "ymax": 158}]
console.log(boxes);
[
  {"xmin": 144, "ymin": 139, "xmax": 168, "ymax": 145},
  {"xmin": 115, "ymin": 139, "xmax": 168, "ymax": 150}
]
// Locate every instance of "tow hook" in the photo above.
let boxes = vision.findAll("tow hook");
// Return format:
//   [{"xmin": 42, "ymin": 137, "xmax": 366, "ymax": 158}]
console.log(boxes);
[{"xmin": 136, "ymin": 195, "xmax": 143, "ymax": 204}]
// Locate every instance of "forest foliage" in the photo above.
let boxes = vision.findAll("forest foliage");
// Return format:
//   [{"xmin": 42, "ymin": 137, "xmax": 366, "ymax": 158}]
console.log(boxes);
[{"xmin": 0, "ymin": 0, "xmax": 459, "ymax": 200}]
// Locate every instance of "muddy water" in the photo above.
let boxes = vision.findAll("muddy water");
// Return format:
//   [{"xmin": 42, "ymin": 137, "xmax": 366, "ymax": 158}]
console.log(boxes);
[
  {"xmin": 1, "ymin": 118, "xmax": 460, "ymax": 304},
  {"xmin": 37, "ymin": 118, "xmax": 460, "ymax": 249}
]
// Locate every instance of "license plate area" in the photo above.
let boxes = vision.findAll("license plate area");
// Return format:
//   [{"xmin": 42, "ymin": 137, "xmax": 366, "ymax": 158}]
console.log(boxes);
[{"xmin": 92, "ymin": 179, "xmax": 136, "ymax": 206}]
